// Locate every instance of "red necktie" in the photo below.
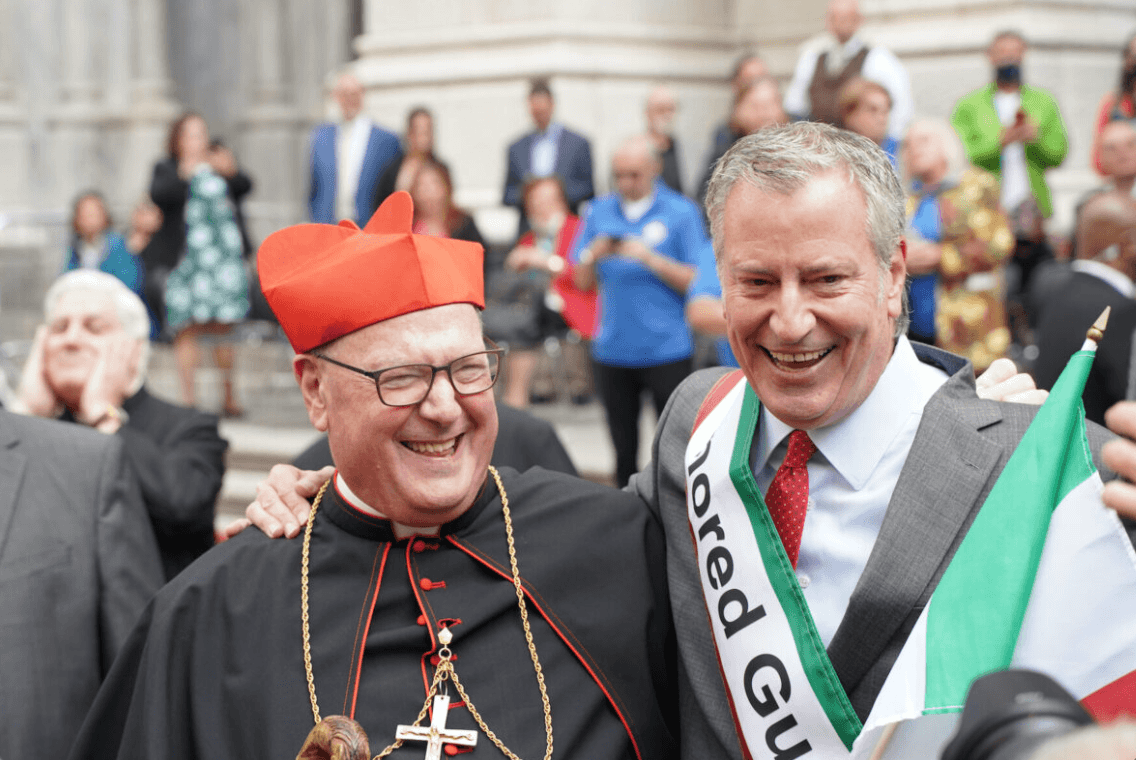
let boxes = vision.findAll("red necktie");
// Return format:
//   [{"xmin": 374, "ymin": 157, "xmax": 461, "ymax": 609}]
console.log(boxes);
[{"xmin": 765, "ymin": 430, "xmax": 816, "ymax": 569}]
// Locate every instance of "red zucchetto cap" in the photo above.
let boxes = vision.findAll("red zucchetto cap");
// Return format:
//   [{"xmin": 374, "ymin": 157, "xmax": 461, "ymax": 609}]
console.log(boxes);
[{"xmin": 258, "ymin": 191, "xmax": 485, "ymax": 353}]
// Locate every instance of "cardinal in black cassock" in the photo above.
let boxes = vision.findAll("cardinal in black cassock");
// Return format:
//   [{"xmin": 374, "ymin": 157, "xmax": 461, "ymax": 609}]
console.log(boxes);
[{"xmin": 67, "ymin": 192, "xmax": 678, "ymax": 760}]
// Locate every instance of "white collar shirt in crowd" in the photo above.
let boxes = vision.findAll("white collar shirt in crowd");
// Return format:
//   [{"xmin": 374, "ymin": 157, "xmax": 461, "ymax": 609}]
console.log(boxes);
[
  {"xmin": 78, "ymin": 236, "xmax": 104, "ymax": 269},
  {"xmin": 336, "ymin": 115, "xmax": 373, "ymax": 222},
  {"xmin": 782, "ymin": 33, "xmax": 914, "ymax": 141},
  {"xmin": 335, "ymin": 471, "xmax": 439, "ymax": 540},
  {"xmin": 993, "ymin": 90, "xmax": 1031, "ymax": 214},
  {"xmin": 1071, "ymin": 258, "xmax": 1136, "ymax": 298},
  {"xmin": 530, "ymin": 123, "xmax": 563, "ymax": 178},
  {"xmin": 619, "ymin": 190, "xmax": 656, "ymax": 223},
  {"xmin": 751, "ymin": 336, "xmax": 949, "ymax": 646}
]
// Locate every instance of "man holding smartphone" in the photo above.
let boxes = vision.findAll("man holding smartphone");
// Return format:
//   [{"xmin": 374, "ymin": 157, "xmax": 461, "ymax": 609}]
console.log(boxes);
[{"xmin": 571, "ymin": 135, "xmax": 706, "ymax": 486}]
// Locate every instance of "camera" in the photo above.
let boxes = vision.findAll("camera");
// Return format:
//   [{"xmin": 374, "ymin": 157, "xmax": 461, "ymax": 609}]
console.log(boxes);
[{"xmin": 940, "ymin": 670, "xmax": 1094, "ymax": 760}]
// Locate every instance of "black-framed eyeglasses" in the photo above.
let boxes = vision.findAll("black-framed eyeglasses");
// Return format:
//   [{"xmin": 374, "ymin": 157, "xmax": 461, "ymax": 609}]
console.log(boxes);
[{"xmin": 312, "ymin": 340, "xmax": 506, "ymax": 408}]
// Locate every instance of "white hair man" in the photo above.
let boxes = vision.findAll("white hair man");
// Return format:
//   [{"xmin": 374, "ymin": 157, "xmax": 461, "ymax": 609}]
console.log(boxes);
[{"xmin": 17, "ymin": 270, "xmax": 227, "ymax": 579}]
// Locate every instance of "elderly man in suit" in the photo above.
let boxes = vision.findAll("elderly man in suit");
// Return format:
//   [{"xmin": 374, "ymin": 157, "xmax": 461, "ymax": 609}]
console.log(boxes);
[
  {"xmin": 0, "ymin": 408, "xmax": 162, "ymax": 760},
  {"xmin": 16, "ymin": 270, "xmax": 227, "ymax": 579},
  {"xmin": 503, "ymin": 78, "xmax": 594, "ymax": 235},
  {"xmin": 1032, "ymin": 192, "xmax": 1136, "ymax": 425},
  {"xmin": 309, "ymin": 72, "xmax": 401, "ymax": 224}
]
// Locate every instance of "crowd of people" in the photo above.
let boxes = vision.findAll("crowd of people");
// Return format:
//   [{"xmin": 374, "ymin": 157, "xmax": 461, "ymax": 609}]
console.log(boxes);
[{"xmin": 6, "ymin": 3, "xmax": 1136, "ymax": 759}]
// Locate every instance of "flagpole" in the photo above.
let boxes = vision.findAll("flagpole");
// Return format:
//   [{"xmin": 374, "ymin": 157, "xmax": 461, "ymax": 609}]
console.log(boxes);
[
  {"xmin": 1083, "ymin": 307, "xmax": 1110, "ymax": 350},
  {"xmin": 867, "ymin": 723, "xmax": 899, "ymax": 760},
  {"xmin": 865, "ymin": 306, "xmax": 1111, "ymax": 760}
]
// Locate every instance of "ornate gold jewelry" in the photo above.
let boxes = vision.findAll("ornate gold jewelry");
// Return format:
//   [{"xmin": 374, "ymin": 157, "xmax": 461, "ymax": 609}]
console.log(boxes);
[{"xmin": 300, "ymin": 466, "xmax": 554, "ymax": 760}]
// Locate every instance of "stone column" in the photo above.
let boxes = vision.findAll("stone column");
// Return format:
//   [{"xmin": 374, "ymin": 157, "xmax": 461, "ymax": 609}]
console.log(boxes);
[
  {"xmin": 122, "ymin": 0, "xmax": 180, "ymax": 211},
  {"xmin": 353, "ymin": 0, "xmax": 738, "ymax": 245},
  {"xmin": 240, "ymin": 0, "xmax": 304, "ymax": 241},
  {"xmin": 51, "ymin": 0, "xmax": 103, "ymax": 205},
  {"xmin": 0, "ymin": 0, "xmax": 28, "ymax": 210}
]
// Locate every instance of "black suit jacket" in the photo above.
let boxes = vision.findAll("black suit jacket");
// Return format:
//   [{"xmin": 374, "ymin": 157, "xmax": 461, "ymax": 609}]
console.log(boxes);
[
  {"xmin": 1032, "ymin": 270, "xmax": 1136, "ymax": 425},
  {"xmin": 293, "ymin": 401, "xmax": 577, "ymax": 477},
  {"xmin": 0, "ymin": 411, "xmax": 162, "ymax": 760},
  {"xmin": 63, "ymin": 389, "xmax": 228, "ymax": 579},
  {"xmin": 503, "ymin": 127, "xmax": 594, "ymax": 215}
]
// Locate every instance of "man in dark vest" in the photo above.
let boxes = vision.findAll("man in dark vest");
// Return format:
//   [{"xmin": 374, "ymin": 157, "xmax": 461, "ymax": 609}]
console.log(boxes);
[{"xmin": 783, "ymin": 0, "xmax": 912, "ymax": 145}]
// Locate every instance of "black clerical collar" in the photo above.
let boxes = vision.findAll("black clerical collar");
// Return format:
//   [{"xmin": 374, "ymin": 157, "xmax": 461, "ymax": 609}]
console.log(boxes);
[{"xmin": 321, "ymin": 473, "xmax": 493, "ymax": 543}]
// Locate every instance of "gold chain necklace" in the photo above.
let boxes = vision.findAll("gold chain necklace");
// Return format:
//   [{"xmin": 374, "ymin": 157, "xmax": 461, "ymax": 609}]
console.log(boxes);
[{"xmin": 301, "ymin": 466, "xmax": 554, "ymax": 760}]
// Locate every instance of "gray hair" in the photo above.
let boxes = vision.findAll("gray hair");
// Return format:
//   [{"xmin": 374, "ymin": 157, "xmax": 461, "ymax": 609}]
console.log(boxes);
[
  {"xmin": 902, "ymin": 117, "xmax": 967, "ymax": 186},
  {"xmin": 44, "ymin": 270, "xmax": 152, "ymax": 390},
  {"xmin": 704, "ymin": 121, "xmax": 909, "ymax": 338}
]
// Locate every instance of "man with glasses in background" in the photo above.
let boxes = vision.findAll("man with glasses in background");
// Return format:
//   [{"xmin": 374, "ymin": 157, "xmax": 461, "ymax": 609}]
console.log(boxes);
[{"xmin": 69, "ymin": 191, "xmax": 676, "ymax": 760}]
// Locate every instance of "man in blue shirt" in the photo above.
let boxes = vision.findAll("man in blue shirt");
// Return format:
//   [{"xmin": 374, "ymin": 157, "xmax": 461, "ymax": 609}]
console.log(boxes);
[
  {"xmin": 686, "ymin": 242, "xmax": 739, "ymax": 367},
  {"xmin": 571, "ymin": 135, "xmax": 703, "ymax": 486}
]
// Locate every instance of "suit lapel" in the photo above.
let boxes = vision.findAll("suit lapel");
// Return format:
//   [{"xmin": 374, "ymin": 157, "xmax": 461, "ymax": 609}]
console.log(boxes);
[
  {"xmin": 0, "ymin": 414, "xmax": 27, "ymax": 563},
  {"xmin": 826, "ymin": 354, "xmax": 1006, "ymax": 705}
]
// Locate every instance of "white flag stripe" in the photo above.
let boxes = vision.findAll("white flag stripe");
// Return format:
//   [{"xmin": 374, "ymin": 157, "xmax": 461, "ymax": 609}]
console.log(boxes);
[{"xmin": 1012, "ymin": 474, "xmax": 1136, "ymax": 698}]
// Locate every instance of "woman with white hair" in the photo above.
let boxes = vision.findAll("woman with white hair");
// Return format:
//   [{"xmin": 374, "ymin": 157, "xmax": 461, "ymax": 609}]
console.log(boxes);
[
  {"xmin": 16, "ymin": 270, "xmax": 228, "ymax": 579},
  {"xmin": 903, "ymin": 118, "xmax": 1016, "ymax": 372}
]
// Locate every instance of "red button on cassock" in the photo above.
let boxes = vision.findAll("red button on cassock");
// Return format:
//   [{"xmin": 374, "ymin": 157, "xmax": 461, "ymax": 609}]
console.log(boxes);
[
  {"xmin": 419, "ymin": 577, "xmax": 433, "ymax": 591},
  {"xmin": 412, "ymin": 540, "xmax": 427, "ymax": 553}
]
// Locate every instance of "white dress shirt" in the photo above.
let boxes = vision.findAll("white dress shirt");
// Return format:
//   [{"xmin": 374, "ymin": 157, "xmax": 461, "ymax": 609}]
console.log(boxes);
[
  {"xmin": 750, "ymin": 337, "xmax": 949, "ymax": 645},
  {"xmin": 993, "ymin": 90, "xmax": 1031, "ymax": 214},
  {"xmin": 336, "ymin": 115, "xmax": 373, "ymax": 221},
  {"xmin": 783, "ymin": 34, "xmax": 914, "ymax": 142},
  {"xmin": 1070, "ymin": 259, "xmax": 1136, "ymax": 298},
  {"xmin": 530, "ymin": 123, "xmax": 563, "ymax": 178}
]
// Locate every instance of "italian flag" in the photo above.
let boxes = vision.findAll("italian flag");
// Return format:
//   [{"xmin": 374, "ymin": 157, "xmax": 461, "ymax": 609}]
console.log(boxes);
[{"xmin": 858, "ymin": 345, "xmax": 1136, "ymax": 754}]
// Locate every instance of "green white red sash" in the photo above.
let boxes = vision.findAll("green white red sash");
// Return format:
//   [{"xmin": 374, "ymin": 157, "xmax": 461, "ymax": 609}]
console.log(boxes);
[{"xmin": 686, "ymin": 373, "xmax": 863, "ymax": 759}]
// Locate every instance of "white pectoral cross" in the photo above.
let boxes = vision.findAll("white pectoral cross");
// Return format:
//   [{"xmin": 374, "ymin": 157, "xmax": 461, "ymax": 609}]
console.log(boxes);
[{"xmin": 395, "ymin": 693, "xmax": 478, "ymax": 760}]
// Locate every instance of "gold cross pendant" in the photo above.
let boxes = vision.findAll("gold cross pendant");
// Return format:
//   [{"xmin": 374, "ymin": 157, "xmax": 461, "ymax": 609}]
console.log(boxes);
[{"xmin": 394, "ymin": 694, "xmax": 478, "ymax": 760}]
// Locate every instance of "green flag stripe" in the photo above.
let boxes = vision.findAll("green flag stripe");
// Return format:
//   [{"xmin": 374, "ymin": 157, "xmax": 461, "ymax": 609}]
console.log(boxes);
[
  {"xmin": 730, "ymin": 385, "xmax": 864, "ymax": 748},
  {"xmin": 924, "ymin": 350, "xmax": 1096, "ymax": 709}
]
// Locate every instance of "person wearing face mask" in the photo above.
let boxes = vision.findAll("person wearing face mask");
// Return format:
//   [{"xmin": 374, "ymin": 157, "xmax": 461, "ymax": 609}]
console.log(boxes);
[
  {"xmin": 952, "ymin": 30, "xmax": 1069, "ymax": 336},
  {"xmin": 1092, "ymin": 33, "xmax": 1136, "ymax": 176}
]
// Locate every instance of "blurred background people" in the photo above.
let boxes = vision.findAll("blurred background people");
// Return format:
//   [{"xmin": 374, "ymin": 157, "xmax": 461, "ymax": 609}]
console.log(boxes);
[
  {"xmin": 149, "ymin": 112, "xmax": 250, "ymax": 415},
  {"xmin": 1032, "ymin": 191, "xmax": 1136, "ymax": 425},
  {"xmin": 952, "ymin": 30, "xmax": 1069, "ymax": 340},
  {"xmin": 838, "ymin": 76, "xmax": 898, "ymax": 165},
  {"xmin": 409, "ymin": 159, "xmax": 484, "ymax": 247},
  {"xmin": 503, "ymin": 78, "xmax": 595, "ymax": 235},
  {"xmin": 686, "ymin": 242, "xmax": 737, "ymax": 368},
  {"xmin": 572, "ymin": 135, "xmax": 704, "ymax": 487},
  {"xmin": 903, "ymin": 118, "xmax": 1014, "ymax": 371},
  {"xmin": 704, "ymin": 52, "xmax": 768, "ymax": 179},
  {"xmin": 698, "ymin": 76, "xmax": 788, "ymax": 204},
  {"xmin": 645, "ymin": 85, "xmax": 684, "ymax": 194},
  {"xmin": 784, "ymin": 0, "xmax": 913, "ymax": 142},
  {"xmin": 1092, "ymin": 33, "xmax": 1136, "ymax": 175},
  {"xmin": 489, "ymin": 176, "xmax": 595, "ymax": 408},
  {"xmin": 1099, "ymin": 119, "xmax": 1136, "ymax": 197},
  {"xmin": 63, "ymin": 191, "xmax": 145, "ymax": 304},
  {"xmin": 16, "ymin": 270, "xmax": 227, "ymax": 579},
  {"xmin": 372, "ymin": 106, "xmax": 445, "ymax": 211},
  {"xmin": 308, "ymin": 71, "xmax": 401, "ymax": 225}
]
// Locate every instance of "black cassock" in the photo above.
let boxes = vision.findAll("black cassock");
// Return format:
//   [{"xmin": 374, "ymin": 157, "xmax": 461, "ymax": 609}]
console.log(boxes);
[{"xmin": 69, "ymin": 467, "xmax": 677, "ymax": 760}]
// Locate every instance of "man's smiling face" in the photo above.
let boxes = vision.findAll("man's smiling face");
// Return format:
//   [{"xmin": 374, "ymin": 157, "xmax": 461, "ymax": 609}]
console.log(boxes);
[
  {"xmin": 297, "ymin": 303, "xmax": 498, "ymax": 527},
  {"xmin": 719, "ymin": 170, "xmax": 905, "ymax": 430}
]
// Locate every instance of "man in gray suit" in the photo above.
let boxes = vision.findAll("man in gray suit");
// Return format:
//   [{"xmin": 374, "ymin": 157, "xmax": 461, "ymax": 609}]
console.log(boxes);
[
  {"xmin": 629, "ymin": 122, "xmax": 1116, "ymax": 758},
  {"xmin": 0, "ymin": 410, "xmax": 162, "ymax": 760}
]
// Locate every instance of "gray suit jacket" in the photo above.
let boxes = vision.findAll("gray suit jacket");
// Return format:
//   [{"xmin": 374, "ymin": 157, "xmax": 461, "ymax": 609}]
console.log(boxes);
[
  {"xmin": 628, "ymin": 343, "xmax": 1115, "ymax": 759},
  {"xmin": 0, "ymin": 411, "xmax": 163, "ymax": 760}
]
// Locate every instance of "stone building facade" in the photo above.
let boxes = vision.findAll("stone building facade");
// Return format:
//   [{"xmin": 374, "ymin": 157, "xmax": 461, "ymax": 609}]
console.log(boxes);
[{"xmin": 0, "ymin": 0, "xmax": 1130, "ymax": 341}]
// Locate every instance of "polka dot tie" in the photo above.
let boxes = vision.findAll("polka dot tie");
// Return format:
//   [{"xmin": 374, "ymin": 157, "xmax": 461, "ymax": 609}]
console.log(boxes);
[{"xmin": 765, "ymin": 430, "xmax": 816, "ymax": 569}]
